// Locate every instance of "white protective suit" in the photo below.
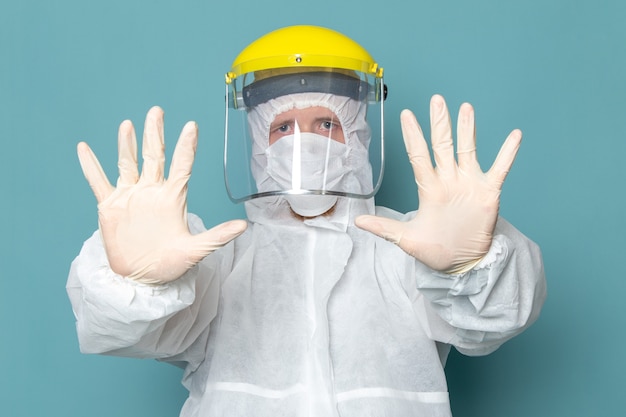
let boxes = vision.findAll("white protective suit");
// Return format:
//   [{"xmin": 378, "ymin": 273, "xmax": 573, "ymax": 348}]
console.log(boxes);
[{"xmin": 67, "ymin": 93, "xmax": 546, "ymax": 417}]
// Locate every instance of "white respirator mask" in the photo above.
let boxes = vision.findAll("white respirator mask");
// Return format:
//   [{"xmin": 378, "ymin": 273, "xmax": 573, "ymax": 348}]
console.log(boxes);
[{"xmin": 265, "ymin": 131, "xmax": 348, "ymax": 217}]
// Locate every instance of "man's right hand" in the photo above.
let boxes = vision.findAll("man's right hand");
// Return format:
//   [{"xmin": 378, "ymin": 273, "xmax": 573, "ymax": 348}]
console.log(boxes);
[{"xmin": 77, "ymin": 106, "xmax": 247, "ymax": 285}]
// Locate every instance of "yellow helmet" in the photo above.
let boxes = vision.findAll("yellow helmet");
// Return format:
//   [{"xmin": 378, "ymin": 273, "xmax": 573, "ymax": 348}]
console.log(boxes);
[
  {"xmin": 225, "ymin": 25, "xmax": 383, "ymax": 84},
  {"xmin": 223, "ymin": 25, "xmax": 386, "ymax": 204},
  {"xmin": 225, "ymin": 25, "xmax": 386, "ymax": 109}
]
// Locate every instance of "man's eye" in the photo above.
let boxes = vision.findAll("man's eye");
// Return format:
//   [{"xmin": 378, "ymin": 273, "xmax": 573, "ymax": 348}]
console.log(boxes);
[
  {"xmin": 277, "ymin": 124, "xmax": 290, "ymax": 132},
  {"xmin": 321, "ymin": 120, "xmax": 339, "ymax": 130}
]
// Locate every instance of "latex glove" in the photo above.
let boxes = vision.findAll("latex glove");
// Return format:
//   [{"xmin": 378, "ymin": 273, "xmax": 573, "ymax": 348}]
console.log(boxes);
[
  {"xmin": 77, "ymin": 106, "xmax": 247, "ymax": 284},
  {"xmin": 355, "ymin": 95, "xmax": 521, "ymax": 274}
]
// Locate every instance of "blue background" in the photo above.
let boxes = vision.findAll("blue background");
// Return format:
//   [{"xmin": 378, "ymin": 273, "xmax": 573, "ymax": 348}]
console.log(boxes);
[{"xmin": 1, "ymin": 0, "xmax": 625, "ymax": 416}]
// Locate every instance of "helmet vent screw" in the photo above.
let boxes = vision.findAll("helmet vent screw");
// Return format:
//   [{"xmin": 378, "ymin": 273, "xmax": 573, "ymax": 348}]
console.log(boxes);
[{"xmin": 296, "ymin": 56, "xmax": 302, "ymax": 63}]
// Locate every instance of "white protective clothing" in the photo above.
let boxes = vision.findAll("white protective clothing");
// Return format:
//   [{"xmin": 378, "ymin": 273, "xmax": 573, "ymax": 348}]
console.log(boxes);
[
  {"xmin": 68, "ymin": 205, "xmax": 545, "ymax": 417},
  {"xmin": 67, "ymin": 96, "xmax": 546, "ymax": 417}
]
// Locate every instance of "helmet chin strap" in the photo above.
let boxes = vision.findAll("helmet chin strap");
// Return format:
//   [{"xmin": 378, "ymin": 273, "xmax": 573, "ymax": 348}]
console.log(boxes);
[{"xmin": 285, "ymin": 194, "xmax": 338, "ymax": 218}]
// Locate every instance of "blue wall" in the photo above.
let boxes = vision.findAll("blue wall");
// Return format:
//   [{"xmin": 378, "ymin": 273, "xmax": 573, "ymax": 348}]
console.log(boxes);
[{"xmin": 1, "ymin": 0, "xmax": 624, "ymax": 416}]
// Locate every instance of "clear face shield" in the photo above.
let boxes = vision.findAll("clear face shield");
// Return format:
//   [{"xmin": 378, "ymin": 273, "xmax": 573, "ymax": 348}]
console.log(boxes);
[{"xmin": 224, "ymin": 68, "xmax": 385, "ymax": 216}]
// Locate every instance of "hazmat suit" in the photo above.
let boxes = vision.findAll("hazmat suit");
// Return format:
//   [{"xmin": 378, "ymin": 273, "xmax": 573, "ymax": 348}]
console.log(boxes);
[{"xmin": 67, "ymin": 25, "xmax": 546, "ymax": 417}]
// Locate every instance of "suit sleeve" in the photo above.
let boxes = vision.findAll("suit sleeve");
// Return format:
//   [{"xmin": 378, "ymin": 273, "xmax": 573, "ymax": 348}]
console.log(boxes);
[
  {"xmin": 396, "ymin": 214, "xmax": 547, "ymax": 356},
  {"xmin": 66, "ymin": 214, "xmax": 229, "ymax": 368}
]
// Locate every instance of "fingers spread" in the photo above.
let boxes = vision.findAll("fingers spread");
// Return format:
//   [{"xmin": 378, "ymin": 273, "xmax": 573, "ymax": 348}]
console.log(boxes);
[
  {"xmin": 117, "ymin": 120, "xmax": 139, "ymax": 186},
  {"xmin": 430, "ymin": 94, "xmax": 455, "ymax": 173},
  {"xmin": 140, "ymin": 106, "xmax": 166, "ymax": 184},
  {"xmin": 487, "ymin": 129, "xmax": 522, "ymax": 186},
  {"xmin": 77, "ymin": 141, "xmax": 114, "ymax": 203}
]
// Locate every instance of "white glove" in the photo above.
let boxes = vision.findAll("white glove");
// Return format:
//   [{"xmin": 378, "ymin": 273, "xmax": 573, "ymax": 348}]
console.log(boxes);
[
  {"xmin": 356, "ymin": 95, "xmax": 521, "ymax": 274},
  {"xmin": 77, "ymin": 106, "xmax": 247, "ymax": 284}
]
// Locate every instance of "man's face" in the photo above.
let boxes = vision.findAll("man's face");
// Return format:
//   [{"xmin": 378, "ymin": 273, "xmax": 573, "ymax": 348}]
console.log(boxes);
[{"xmin": 268, "ymin": 106, "xmax": 345, "ymax": 145}]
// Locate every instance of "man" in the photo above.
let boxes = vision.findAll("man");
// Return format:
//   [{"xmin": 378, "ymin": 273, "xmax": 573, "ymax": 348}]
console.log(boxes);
[{"xmin": 68, "ymin": 25, "xmax": 546, "ymax": 416}]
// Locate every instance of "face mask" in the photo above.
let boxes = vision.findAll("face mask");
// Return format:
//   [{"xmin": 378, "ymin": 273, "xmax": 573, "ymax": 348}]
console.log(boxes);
[{"xmin": 265, "ymin": 133, "xmax": 349, "ymax": 217}]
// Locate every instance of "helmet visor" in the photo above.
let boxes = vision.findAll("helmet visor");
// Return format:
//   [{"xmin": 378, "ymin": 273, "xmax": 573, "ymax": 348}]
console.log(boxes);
[{"xmin": 224, "ymin": 69, "xmax": 385, "ymax": 203}]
